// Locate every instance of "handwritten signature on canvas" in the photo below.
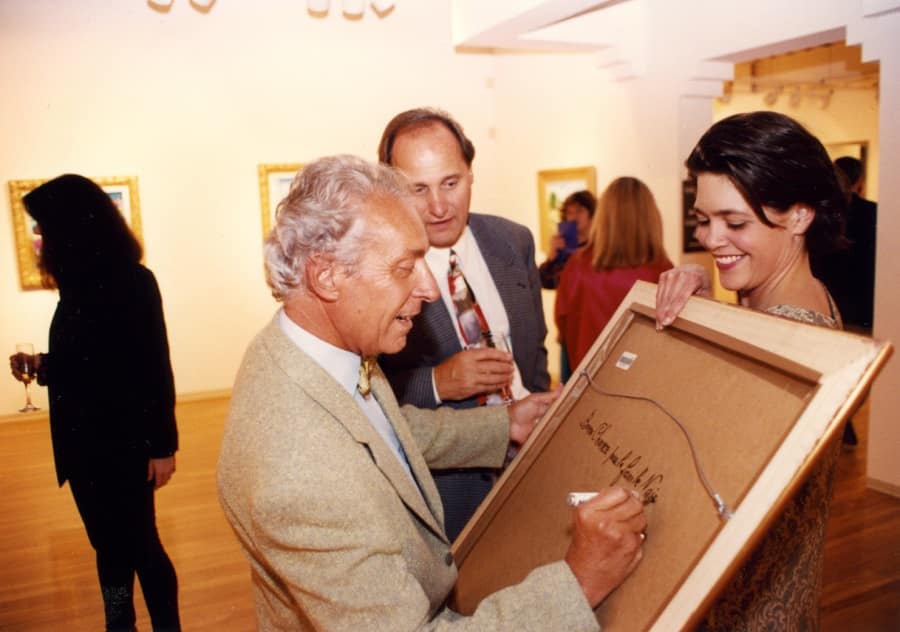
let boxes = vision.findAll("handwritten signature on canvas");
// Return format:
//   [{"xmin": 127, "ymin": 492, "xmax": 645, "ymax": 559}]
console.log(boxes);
[{"xmin": 579, "ymin": 412, "xmax": 661, "ymax": 505}]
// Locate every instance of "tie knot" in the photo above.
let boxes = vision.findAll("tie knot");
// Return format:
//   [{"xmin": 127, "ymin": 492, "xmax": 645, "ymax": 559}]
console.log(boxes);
[{"xmin": 358, "ymin": 356, "xmax": 377, "ymax": 397}]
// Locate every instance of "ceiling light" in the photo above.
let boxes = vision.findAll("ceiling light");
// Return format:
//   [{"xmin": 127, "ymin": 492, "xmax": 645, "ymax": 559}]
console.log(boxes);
[
  {"xmin": 305, "ymin": 0, "xmax": 395, "ymax": 17},
  {"xmin": 763, "ymin": 86, "xmax": 782, "ymax": 107},
  {"xmin": 343, "ymin": 0, "xmax": 365, "ymax": 16}
]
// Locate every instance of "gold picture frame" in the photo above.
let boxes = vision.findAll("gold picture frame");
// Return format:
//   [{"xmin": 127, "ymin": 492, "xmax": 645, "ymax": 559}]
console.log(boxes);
[
  {"xmin": 8, "ymin": 176, "xmax": 143, "ymax": 291},
  {"xmin": 258, "ymin": 163, "xmax": 303, "ymax": 240},
  {"xmin": 536, "ymin": 166, "xmax": 597, "ymax": 256}
]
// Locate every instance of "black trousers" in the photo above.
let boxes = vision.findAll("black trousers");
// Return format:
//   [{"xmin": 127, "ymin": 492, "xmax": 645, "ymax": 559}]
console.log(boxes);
[
  {"xmin": 432, "ymin": 468, "xmax": 495, "ymax": 542},
  {"xmin": 68, "ymin": 461, "xmax": 180, "ymax": 632}
]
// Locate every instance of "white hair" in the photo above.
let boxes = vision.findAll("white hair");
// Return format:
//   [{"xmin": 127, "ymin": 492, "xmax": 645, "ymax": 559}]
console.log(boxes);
[{"xmin": 264, "ymin": 154, "xmax": 410, "ymax": 301}]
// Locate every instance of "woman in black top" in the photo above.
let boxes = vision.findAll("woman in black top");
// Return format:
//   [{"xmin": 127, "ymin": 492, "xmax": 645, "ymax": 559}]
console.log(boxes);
[{"xmin": 12, "ymin": 174, "xmax": 181, "ymax": 631}]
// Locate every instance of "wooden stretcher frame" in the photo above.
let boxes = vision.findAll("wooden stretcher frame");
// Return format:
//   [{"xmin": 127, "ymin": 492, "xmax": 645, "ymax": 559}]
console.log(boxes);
[{"xmin": 451, "ymin": 281, "xmax": 892, "ymax": 631}]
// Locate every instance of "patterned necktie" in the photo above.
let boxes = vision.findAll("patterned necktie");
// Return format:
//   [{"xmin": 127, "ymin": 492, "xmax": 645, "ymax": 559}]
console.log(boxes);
[
  {"xmin": 358, "ymin": 356, "xmax": 377, "ymax": 397},
  {"xmin": 448, "ymin": 250, "xmax": 515, "ymax": 407},
  {"xmin": 448, "ymin": 249, "xmax": 495, "ymax": 349}
]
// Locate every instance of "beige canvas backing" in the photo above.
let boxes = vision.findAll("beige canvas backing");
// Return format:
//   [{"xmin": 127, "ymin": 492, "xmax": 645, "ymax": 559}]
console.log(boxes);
[{"xmin": 451, "ymin": 281, "xmax": 892, "ymax": 631}]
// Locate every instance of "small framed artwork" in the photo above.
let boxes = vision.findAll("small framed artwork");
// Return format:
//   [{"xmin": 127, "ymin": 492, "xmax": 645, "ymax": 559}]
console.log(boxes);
[
  {"xmin": 825, "ymin": 140, "xmax": 867, "ymax": 165},
  {"xmin": 8, "ymin": 176, "xmax": 142, "ymax": 290},
  {"xmin": 536, "ymin": 166, "xmax": 597, "ymax": 255},
  {"xmin": 258, "ymin": 163, "xmax": 303, "ymax": 240}
]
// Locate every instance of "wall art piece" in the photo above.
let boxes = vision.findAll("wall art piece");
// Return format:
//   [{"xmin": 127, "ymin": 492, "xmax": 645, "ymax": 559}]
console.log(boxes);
[
  {"xmin": 9, "ymin": 176, "xmax": 142, "ymax": 290},
  {"xmin": 258, "ymin": 163, "xmax": 303, "ymax": 240},
  {"xmin": 536, "ymin": 166, "xmax": 596, "ymax": 256}
]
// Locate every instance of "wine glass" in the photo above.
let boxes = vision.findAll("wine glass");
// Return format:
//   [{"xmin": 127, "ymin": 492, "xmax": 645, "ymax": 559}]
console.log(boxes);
[
  {"xmin": 493, "ymin": 331, "xmax": 520, "ymax": 464},
  {"xmin": 491, "ymin": 331, "xmax": 515, "ymax": 405},
  {"xmin": 13, "ymin": 343, "xmax": 40, "ymax": 413},
  {"xmin": 466, "ymin": 331, "xmax": 515, "ymax": 405}
]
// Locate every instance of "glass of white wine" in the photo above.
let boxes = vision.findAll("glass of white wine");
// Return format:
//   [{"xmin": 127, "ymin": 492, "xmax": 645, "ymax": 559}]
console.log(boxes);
[
  {"xmin": 13, "ymin": 343, "xmax": 40, "ymax": 413},
  {"xmin": 492, "ymin": 331, "xmax": 515, "ymax": 405}
]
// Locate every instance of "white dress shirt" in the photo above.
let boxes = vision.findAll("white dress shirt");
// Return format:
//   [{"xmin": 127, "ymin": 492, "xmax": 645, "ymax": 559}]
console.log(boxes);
[
  {"xmin": 424, "ymin": 226, "xmax": 529, "ymax": 403},
  {"xmin": 278, "ymin": 310, "xmax": 421, "ymax": 494}
]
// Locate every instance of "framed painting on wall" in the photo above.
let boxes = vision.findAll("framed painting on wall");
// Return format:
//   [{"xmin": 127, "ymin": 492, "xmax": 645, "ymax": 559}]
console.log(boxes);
[
  {"xmin": 825, "ymin": 140, "xmax": 867, "ymax": 166},
  {"xmin": 258, "ymin": 163, "xmax": 303, "ymax": 240},
  {"xmin": 536, "ymin": 166, "xmax": 597, "ymax": 256},
  {"xmin": 8, "ymin": 176, "xmax": 142, "ymax": 290}
]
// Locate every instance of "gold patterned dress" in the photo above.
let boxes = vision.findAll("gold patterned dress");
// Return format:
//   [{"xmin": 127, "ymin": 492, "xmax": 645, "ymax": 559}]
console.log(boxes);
[{"xmin": 701, "ymin": 296, "xmax": 842, "ymax": 632}]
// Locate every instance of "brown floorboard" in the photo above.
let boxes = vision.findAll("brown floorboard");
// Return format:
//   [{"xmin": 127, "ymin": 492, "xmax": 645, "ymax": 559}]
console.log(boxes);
[{"xmin": 0, "ymin": 396, "xmax": 897, "ymax": 630}]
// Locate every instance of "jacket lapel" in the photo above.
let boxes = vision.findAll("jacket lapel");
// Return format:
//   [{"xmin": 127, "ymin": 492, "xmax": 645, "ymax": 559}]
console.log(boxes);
[
  {"xmin": 370, "ymin": 370, "xmax": 447, "ymax": 532},
  {"xmin": 418, "ymin": 293, "xmax": 463, "ymax": 358},
  {"xmin": 469, "ymin": 215, "xmax": 534, "ymax": 375},
  {"xmin": 469, "ymin": 215, "xmax": 526, "ymax": 311},
  {"xmin": 260, "ymin": 317, "xmax": 447, "ymax": 542}
]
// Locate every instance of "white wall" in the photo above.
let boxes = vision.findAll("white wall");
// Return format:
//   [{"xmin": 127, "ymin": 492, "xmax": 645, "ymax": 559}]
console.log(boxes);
[
  {"xmin": 0, "ymin": 0, "xmax": 503, "ymax": 413},
  {"xmin": 2, "ymin": 0, "xmax": 898, "ymax": 496},
  {"xmin": 858, "ymin": 8, "xmax": 900, "ymax": 496}
]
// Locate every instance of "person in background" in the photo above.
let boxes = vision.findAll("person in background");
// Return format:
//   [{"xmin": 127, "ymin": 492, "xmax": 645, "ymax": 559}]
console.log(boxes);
[
  {"xmin": 811, "ymin": 155, "xmax": 877, "ymax": 335},
  {"xmin": 555, "ymin": 177, "xmax": 672, "ymax": 372},
  {"xmin": 655, "ymin": 111, "xmax": 847, "ymax": 632},
  {"xmin": 809, "ymin": 156, "xmax": 876, "ymax": 447},
  {"xmin": 539, "ymin": 189, "xmax": 597, "ymax": 290},
  {"xmin": 216, "ymin": 155, "xmax": 646, "ymax": 630},
  {"xmin": 9, "ymin": 174, "xmax": 181, "ymax": 632},
  {"xmin": 540, "ymin": 189, "xmax": 597, "ymax": 382},
  {"xmin": 377, "ymin": 107, "xmax": 550, "ymax": 541}
]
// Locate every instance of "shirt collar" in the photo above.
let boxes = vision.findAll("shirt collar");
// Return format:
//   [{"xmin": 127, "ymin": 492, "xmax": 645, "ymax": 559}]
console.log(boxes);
[
  {"xmin": 424, "ymin": 224, "xmax": 474, "ymax": 273},
  {"xmin": 278, "ymin": 309, "xmax": 361, "ymax": 396}
]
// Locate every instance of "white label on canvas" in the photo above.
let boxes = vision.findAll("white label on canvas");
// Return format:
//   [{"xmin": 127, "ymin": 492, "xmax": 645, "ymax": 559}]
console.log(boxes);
[{"xmin": 615, "ymin": 351, "xmax": 638, "ymax": 370}]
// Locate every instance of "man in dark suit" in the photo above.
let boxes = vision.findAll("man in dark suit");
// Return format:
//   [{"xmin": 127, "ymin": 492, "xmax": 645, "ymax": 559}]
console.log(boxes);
[
  {"xmin": 811, "ymin": 156, "xmax": 877, "ymax": 446},
  {"xmin": 378, "ymin": 108, "xmax": 550, "ymax": 540},
  {"xmin": 816, "ymin": 156, "xmax": 878, "ymax": 332}
]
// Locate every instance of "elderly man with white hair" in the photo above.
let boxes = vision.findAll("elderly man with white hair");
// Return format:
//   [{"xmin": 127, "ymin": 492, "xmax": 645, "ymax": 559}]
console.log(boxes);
[{"xmin": 217, "ymin": 154, "xmax": 646, "ymax": 631}]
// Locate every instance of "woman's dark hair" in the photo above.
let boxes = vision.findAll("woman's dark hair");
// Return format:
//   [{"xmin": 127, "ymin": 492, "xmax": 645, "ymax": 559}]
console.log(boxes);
[
  {"xmin": 23, "ymin": 174, "xmax": 142, "ymax": 288},
  {"xmin": 561, "ymin": 190, "xmax": 597, "ymax": 220},
  {"xmin": 686, "ymin": 111, "xmax": 846, "ymax": 257},
  {"xmin": 378, "ymin": 107, "xmax": 476, "ymax": 167}
]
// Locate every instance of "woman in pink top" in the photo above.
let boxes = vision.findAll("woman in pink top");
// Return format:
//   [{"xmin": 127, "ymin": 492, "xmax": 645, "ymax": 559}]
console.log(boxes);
[{"xmin": 555, "ymin": 177, "xmax": 672, "ymax": 371}]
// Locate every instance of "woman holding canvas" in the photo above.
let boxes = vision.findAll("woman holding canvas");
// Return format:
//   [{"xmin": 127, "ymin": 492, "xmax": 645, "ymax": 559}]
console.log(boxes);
[{"xmin": 656, "ymin": 111, "xmax": 847, "ymax": 631}]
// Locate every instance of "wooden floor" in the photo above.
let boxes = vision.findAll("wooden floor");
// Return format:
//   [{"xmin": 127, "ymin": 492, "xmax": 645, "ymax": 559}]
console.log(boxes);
[
  {"xmin": 0, "ymin": 397, "xmax": 897, "ymax": 630},
  {"xmin": 0, "ymin": 398, "xmax": 254, "ymax": 631}
]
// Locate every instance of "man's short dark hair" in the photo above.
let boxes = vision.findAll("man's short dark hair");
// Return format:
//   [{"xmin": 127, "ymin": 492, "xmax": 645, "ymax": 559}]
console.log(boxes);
[
  {"xmin": 834, "ymin": 156, "xmax": 864, "ymax": 187},
  {"xmin": 562, "ymin": 190, "xmax": 597, "ymax": 219},
  {"xmin": 378, "ymin": 107, "xmax": 475, "ymax": 167}
]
